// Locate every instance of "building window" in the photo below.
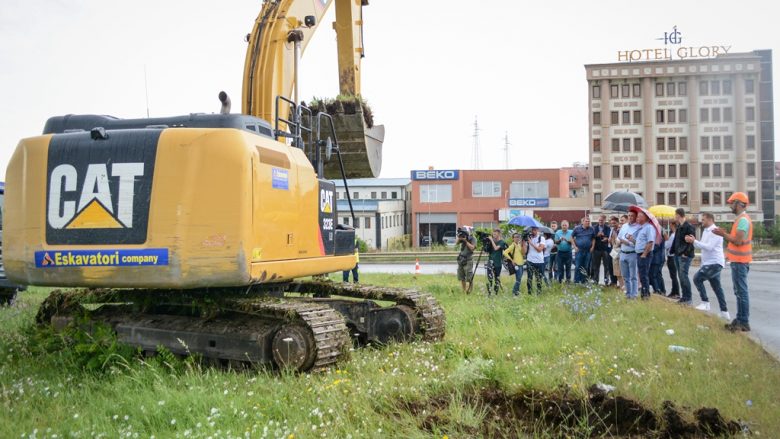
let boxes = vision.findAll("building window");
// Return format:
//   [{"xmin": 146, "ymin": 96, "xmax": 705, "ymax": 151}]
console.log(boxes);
[
  {"xmin": 633, "ymin": 83, "xmax": 641, "ymax": 97},
  {"xmin": 343, "ymin": 216, "xmax": 349, "ymax": 225},
  {"xmin": 747, "ymin": 135, "xmax": 755, "ymax": 150},
  {"xmin": 592, "ymin": 138, "xmax": 601, "ymax": 152},
  {"xmin": 365, "ymin": 216, "xmax": 371, "ymax": 228},
  {"xmin": 700, "ymin": 108, "xmax": 709, "ymax": 122},
  {"xmin": 680, "ymin": 137, "xmax": 688, "ymax": 151},
  {"xmin": 657, "ymin": 164, "xmax": 665, "ymax": 178},
  {"xmin": 623, "ymin": 165, "xmax": 632, "ymax": 179},
  {"xmin": 392, "ymin": 191, "xmax": 398, "ymax": 199},
  {"xmin": 723, "ymin": 80, "xmax": 732, "ymax": 95},
  {"xmin": 353, "ymin": 192, "xmax": 359, "ymax": 200},
  {"xmin": 724, "ymin": 135, "xmax": 733, "ymax": 150},
  {"xmin": 593, "ymin": 112, "xmax": 601, "ymax": 125},
  {"xmin": 712, "ymin": 107, "xmax": 721, "ymax": 122},
  {"xmin": 381, "ymin": 191, "xmax": 387, "ymax": 199},
  {"xmin": 657, "ymin": 192, "xmax": 665, "ymax": 205},
  {"xmin": 713, "ymin": 191, "xmax": 722, "ymax": 205},
  {"xmin": 594, "ymin": 192, "xmax": 602, "ymax": 206},
  {"xmin": 700, "ymin": 136, "xmax": 710, "ymax": 151},
  {"xmin": 612, "ymin": 165, "xmax": 620, "ymax": 179},
  {"xmin": 700, "ymin": 81, "xmax": 709, "ymax": 96},
  {"xmin": 680, "ymin": 192, "xmax": 688, "ymax": 206},
  {"xmin": 746, "ymin": 107, "xmax": 755, "ymax": 122},
  {"xmin": 633, "ymin": 110, "xmax": 641, "ymax": 124},
  {"xmin": 611, "ymin": 84, "xmax": 619, "ymax": 98},
  {"xmin": 668, "ymin": 137, "xmax": 677, "ymax": 151},
  {"xmin": 622, "ymin": 138, "xmax": 631, "ymax": 152},
  {"xmin": 712, "ymin": 136, "xmax": 721, "ymax": 151},
  {"xmin": 701, "ymin": 164, "xmax": 710, "ymax": 177},
  {"xmin": 679, "ymin": 109, "xmax": 688, "ymax": 123},
  {"xmin": 354, "ymin": 217, "xmax": 361, "ymax": 228},
  {"xmin": 667, "ymin": 82, "xmax": 676, "ymax": 96},
  {"xmin": 747, "ymin": 163, "xmax": 756, "ymax": 177},
  {"xmin": 420, "ymin": 184, "xmax": 452, "ymax": 203},
  {"xmin": 622, "ymin": 111, "xmax": 630, "ymax": 124},
  {"xmin": 634, "ymin": 138, "xmax": 642, "ymax": 152},
  {"xmin": 371, "ymin": 191, "xmax": 377, "ymax": 199},
  {"xmin": 702, "ymin": 192, "xmax": 710, "ymax": 205},
  {"xmin": 510, "ymin": 181, "xmax": 549, "ymax": 198},
  {"xmin": 745, "ymin": 79, "xmax": 755, "ymax": 94},
  {"xmin": 593, "ymin": 165, "xmax": 601, "ymax": 179},
  {"xmin": 611, "ymin": 111, "xmax": 619, "ymax": 125},
  {"xmin": 592, "ymin": 85, "xmax": 601, "ymax": 99},
  {"xmin": 679, "ymin": 82, "xmax": 687, "ymax": 96},
  {"xmin": 472, "ymin": 181, "xmax": 501, "ymax": 197},
  {"xmin": 622, "ymin": 84, "xmax": 630, "ymax": 98},
  {"xmin": 634, "ymin": 164, "xmax": 643, "ymax": 178},
  {"xmin": 748, "ymin": 191, "xmax": 756, "ymax": 204},
  {"xmin": 611, "ymin": 138, "xmax": 620, "ymax": 152},
  {"xmin": 680, "ymin": 164, "xmax": 688, "ymax": 178},
  {"xmin": 657, "ymin": 137, "xmax": 665, "ymax": 151},
  {"xmin": 656, "ymin": 110, "xmax": 665, "ymax": 123},
  {"xmin": 656, "ymin": 82, "xmax": 664, "ymax": 97},
  {"xmin": 724, "ymin": 107, "xmax": 733, "ymax": 122},
  {"xmin": 668, "ymin": 164, "xmax": 677, "ymax": 178},
  {"xmin": 668, "ymin": 109, "xmax": 676, "ymax": 123},
  {"xmin": 668, "ymin": 192, "xmax": 677, "ymax": 205},
  {"xmin": 725, "ymin": 163, "xmax": 733, "ymax": 177},
  {"xmin": 713, "ymin": 163, "xmax": 722, "ymax": 177},
  {"xmin": 711, "ymin": 80, "xmax": 721, "ymax": 95}
]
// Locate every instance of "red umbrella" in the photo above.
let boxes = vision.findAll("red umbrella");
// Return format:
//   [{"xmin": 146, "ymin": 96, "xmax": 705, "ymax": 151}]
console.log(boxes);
[{"xmin": 629, "ymin": 205, "xmax": 663, "ymax": 245}]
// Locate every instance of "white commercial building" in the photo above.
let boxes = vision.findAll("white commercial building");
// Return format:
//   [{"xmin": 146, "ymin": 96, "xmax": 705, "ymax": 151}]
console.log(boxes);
[{"xmin": 334, "ymin": 178, "xmax": 411, "ymax": 250}]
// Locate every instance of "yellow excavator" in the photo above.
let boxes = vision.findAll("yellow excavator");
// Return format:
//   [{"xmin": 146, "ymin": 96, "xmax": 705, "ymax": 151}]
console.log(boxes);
[{"xmin": 3, "ymin": 0, "xmax": 444, "ymax": 372}]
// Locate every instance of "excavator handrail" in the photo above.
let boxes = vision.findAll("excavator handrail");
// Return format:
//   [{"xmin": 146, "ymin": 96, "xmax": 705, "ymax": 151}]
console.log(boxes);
[
  {"xmin": 274, "ymin": 95, "xmax": 312, "ymax": 150},
  {"xmin": 316, "ymin": 112, "xmax": 355, "ymax": 226}
]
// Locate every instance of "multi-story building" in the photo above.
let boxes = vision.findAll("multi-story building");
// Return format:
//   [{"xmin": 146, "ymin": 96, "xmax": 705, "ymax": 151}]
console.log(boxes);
[
  {"xmin": 565, "ymin": 163, "xmax": 590, "ymax": 198},
  {"xmin": 334, "ymin": 178, "xmax": 411, "ymax": 250},
  {"xmin": 409, "ymin": 168, "xmax": 590, "ymax": 247},
  {"xmin": 586, "ymin": 50, "xmax": 775, "ymax": 224}
]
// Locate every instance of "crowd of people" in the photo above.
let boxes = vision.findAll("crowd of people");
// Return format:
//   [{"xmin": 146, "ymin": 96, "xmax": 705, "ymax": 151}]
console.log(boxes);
[{"xmin": 454, "ymin": 192, "xmax": 754, "ymax": 333}]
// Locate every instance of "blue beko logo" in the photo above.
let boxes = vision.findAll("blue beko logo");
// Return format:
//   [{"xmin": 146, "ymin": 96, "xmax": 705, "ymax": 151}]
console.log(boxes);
[
  {"xmin": 657, "ymin": 25, "xmax": 682, "ymax": 45},
  {"xmin": 411, "ymin": 170, "xmax": 459, "ymax": 181},
  {"xmin": 509, "ymin": 198, "xmax": 549, "ymax": 208}
]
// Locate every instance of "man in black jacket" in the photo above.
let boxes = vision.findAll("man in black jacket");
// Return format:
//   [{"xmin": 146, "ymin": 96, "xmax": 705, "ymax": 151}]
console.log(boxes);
[{"xmin": 671, "ymin": 208, "xmax": 696, "ymax": 304}]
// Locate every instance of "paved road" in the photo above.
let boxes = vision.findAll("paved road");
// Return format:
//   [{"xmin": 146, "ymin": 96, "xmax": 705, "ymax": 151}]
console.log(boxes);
[{"xmin": 361, "ymin": 261, "xmax": 780, "ymax": 359}]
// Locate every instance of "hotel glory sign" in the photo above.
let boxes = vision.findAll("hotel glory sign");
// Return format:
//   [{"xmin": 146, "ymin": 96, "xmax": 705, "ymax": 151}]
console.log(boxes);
[{"xmin": 617, "ymin": 26, "xmax": 732, "ymax": 62}]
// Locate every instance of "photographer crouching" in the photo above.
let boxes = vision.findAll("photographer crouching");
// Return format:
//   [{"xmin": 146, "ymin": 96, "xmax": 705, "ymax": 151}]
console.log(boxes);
[
  {"xmin": 481, "ymin": 228, "xmax": 508, "ymax": 296},
  {"xmin": 455, "ymin": 226, "xmax": 477, "ymax": 293}
]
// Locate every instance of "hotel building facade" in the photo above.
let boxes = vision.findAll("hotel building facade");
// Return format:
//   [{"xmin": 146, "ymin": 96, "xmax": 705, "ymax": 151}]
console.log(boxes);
[{"xmin": 586, "ymin": 50, "xmax": 775, "ymax": 224}]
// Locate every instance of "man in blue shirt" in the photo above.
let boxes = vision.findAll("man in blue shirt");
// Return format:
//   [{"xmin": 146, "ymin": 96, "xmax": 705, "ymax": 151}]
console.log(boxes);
[
  {"xmin": 617, "ymin": 210, "xmax": 640, "ymax": 298},
  {"xmin": 572, "ymin": 217, "xmax": 596, "ymax": 284},
  {"xmin": 632, "ymin": 208, "xmax": 657, "ymax": 300},
  {"xmin": 554, "ymin": 220, "xmax": 574, "ymax": 283}
]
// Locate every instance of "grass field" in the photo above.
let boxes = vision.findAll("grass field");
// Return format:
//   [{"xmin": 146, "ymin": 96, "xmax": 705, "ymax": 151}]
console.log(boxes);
[{"xmin": 1, "ymin": 274, "xmax": 779, "ymax": 438}]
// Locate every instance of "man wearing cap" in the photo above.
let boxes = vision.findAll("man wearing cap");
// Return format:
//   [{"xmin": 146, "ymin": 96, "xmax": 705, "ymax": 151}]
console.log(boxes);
[
  {"xmin": 632, "ymin": 208, "xmax": 657, "ymax": 300},
  {"xmin": 713, "ymin": 192, "xmax": 753, "ymax": 332}
]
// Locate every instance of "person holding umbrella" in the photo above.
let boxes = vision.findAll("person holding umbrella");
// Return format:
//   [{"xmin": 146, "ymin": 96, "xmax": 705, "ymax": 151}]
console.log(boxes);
[{"xmin": 630, "ymin": 206, "xmax": 659, "ymax": 300}]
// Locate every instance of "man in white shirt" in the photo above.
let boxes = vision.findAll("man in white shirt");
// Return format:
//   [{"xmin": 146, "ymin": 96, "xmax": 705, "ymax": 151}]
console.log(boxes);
[
  {"xmin": 685, "ymin": 212, "xmax": 730, "ymax": 320},
  {"xmin": 526, "ymin": 226, "xmax": 546, "ymax": 295}
]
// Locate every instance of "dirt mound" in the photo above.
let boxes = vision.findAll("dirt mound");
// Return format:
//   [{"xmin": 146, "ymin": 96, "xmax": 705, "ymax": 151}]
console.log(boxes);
[{"xmin": 399, "ymin": 385, "xmax": 745, "ymax": 438}]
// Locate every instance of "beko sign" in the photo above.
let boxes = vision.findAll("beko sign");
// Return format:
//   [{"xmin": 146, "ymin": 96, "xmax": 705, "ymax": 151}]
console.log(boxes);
[{"xmin": 411, "ymin": 170, "xmax": 459, "ymax": 181}]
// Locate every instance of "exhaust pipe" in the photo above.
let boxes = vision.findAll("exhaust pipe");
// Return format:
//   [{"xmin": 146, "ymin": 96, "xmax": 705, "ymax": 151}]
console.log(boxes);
[{"xmin": 218, "ymin": 91, "xmax": 231, "ymax": 114}]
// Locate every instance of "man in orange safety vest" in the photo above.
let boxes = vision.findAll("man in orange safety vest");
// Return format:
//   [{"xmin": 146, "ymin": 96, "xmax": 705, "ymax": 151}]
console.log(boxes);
[{"xmin": 713, "ymin": 192, "xmax": 752, "ymax": 332}]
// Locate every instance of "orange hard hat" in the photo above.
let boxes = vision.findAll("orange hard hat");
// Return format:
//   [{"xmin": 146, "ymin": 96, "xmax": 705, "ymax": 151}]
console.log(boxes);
[{"xmin": 727, "ymin": 192, "xmax": 749, "ymax": 205}]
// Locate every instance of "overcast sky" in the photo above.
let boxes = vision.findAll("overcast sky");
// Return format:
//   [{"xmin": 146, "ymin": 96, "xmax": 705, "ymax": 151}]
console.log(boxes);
[{"xmin": 1, "ymin": 0, "xmax": 777, "ymax": 179}]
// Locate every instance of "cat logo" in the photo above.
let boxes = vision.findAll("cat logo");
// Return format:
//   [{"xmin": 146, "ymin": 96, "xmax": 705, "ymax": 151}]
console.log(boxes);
[
  {"xmin": 48, "ymin": 163, "xmax": 144, "ymax": 230},
  {"xmin": 45, "ymin": 130, "xmax": 159, "ymax": 245},
  {"xmin": 320, "ymin": 189, "xmax": 334, "ymax": 214}
]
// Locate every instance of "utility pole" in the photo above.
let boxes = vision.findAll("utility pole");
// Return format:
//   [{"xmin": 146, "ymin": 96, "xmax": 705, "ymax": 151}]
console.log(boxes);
[
  {"xmin": 471, "ymin": 116, "xmax": 480, "ymax": 170},
  {"xmin": 503, "ymin": 132, "xmax": 510, "ymax": 169}
]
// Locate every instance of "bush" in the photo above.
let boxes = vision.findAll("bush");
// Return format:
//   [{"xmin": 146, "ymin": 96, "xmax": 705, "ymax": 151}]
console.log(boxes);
[{"xmin": 356, "ymin": 236, "xmax": 369, "ymax": 254}]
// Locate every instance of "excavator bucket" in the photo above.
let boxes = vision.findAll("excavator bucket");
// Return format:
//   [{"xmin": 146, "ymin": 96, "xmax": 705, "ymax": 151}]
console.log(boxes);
[{"xmin": 322, "ymin": 109, "xmax": 384, "ymax": 179}]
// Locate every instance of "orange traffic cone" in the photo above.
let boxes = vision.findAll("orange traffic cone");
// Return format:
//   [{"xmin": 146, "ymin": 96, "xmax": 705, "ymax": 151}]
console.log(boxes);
[{"xmin": 415, "ymin": 258, "xmax": 421, "ymax": 275}]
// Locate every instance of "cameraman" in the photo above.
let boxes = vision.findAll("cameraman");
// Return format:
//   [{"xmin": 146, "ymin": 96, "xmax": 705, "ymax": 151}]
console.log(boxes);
[
  {"xmin": 456, "ymin": 226, "xmax": 477, "ymax": 293},
  {"xmin": 485, "ymin": 228, "xmax": 507, "ymax": 296}
]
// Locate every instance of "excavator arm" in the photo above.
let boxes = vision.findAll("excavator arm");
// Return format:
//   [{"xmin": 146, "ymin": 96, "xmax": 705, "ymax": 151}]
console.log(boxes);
[{"xmin": 241, "ymin": 0, "xmax": 383, "ymax": 178}]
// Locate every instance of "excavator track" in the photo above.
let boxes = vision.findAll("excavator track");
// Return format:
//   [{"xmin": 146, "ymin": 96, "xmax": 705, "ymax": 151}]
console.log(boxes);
[
  {"xmin": 287, "ymin": 281, "xmax": 446, "ymax": 342},
  {"xmin": 36, "ymin": 289, "xmax": 350, "ymax": 372}
]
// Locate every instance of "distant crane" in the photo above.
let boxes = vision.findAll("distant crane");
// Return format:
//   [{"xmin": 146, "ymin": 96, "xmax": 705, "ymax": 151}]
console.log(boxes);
[
  {"xmin": 471, "ymin": 116, "xmax": 480, "ymax": 170},
  {"xmin": 503, "ymin": 132, "xmax": 511, "ymax": 169}
]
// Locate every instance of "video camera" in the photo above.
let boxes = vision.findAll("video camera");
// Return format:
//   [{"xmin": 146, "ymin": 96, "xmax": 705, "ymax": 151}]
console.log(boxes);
[
  {"xmin": 456, "ymin": 227, "xmax": 470, "ymax": 239},
  {"xmin": 475, "ymin": 230, "xmax": 493, "ymax": 249}
]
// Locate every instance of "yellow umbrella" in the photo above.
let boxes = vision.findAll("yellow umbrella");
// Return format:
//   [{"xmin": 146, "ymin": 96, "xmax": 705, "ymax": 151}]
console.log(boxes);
[{"xmin": 649, "ymin": 204, "xmax": 676, "ymax": 219}]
